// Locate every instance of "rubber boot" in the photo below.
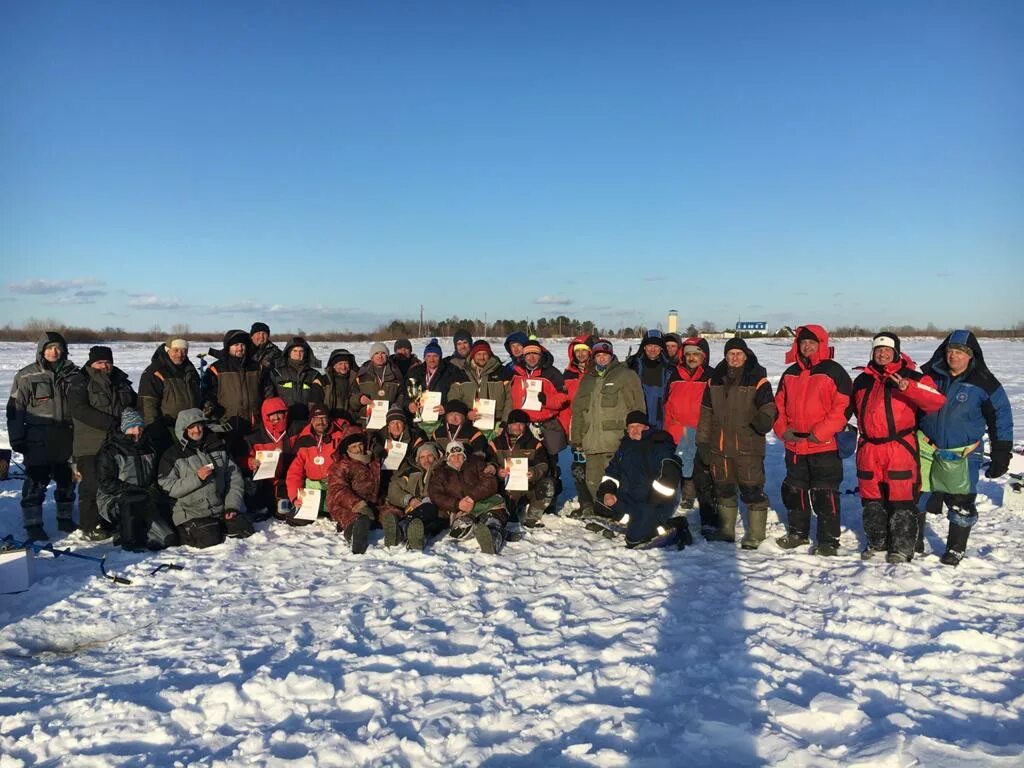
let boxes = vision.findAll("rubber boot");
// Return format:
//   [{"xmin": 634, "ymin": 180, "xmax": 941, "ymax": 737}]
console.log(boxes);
[
  {"xmin": 940, "ymin": 524, "xmax": 971, "ymax": 567},
  {"xmin": 709, "ymin": 497, "xmax": 738, "ymax": 543},
  {"xmin": 740, "ymin": 503, "xmax": 767, "ymax": 550}
]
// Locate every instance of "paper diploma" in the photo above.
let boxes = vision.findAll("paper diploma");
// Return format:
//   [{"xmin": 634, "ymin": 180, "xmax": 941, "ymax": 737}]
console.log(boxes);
[
  {"xmin": 473, "ymin": 398, "xmax": 496, "ymax": 431},
  {"xmin": 522, "ymin": 379, "xmax": 543, "ymax": 411},
  {"xmin": 294, "ymin": 488, "xmax": 321, "ymax": 521},
  {"xmin": 420, "ymin": 391, "xmax": 442, "ymax": 423},
  {"xmin": 367, "ymin": 399, "xmax": 389, "ymax": 430},
  {"xmin": 384, "ymin": 439, "xmax": 408, "ymax": 470},
  {"xmin": 506, "ymin": 457, "xmax": 529, "ymax": 491},
  {"xmin": 252, "ymin": 450, "xmax": 281, "ymax": 481}
]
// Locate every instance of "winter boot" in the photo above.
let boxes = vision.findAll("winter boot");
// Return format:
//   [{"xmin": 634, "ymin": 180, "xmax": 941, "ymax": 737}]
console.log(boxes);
[
  {"xmin": 861, "ymin": 500, "xmax": 888, "ymax": 560},
  {"xmin": 915, "ymin": 511, "xmax": 927, "ymax": 554},
  {"xmin": 680, "ymin": 479, "xmax": 696, "ymax": 510},
  {"xmin": 474, "ymin": 516, "xmax": 504, "ymax": 554},
  {"xmin": 60, "ymin": 518, "xmax": 82, "ymax": 534},
  {"xmin": 24, "ymin": 524, "xmax": 49, "ymax": 542},
  {"xmin": 888, "ymin": 506, "xmax": 919, "ymax": 562},
  {"xmin": 811, "ymin": 487, "xmax": 841, "ymax": 554},
  {"xmin": 886, "ymin": 551, "xmax": 910, "ymax": 564},
  {"xmin": 83, "ymin": 524, "xmax": 113, "ymax": 541},
  {"xmin": 449, "ymin": 514, "xmax": 474, "ymax": 540},
  {"xmin": 346, "ymin": 516, "xmax": 370, "ymax": 555},
  {"xmin": 815, "ymin": 543, "xmax": 839, "ymax": 557},
  {"xmin": 740, "ymin": 503, "xmax": 768, "ymax": 550},
  {"xmin": 406, "ymin": 518, "xmax": 425, "ymax": 551},
  {"xmin": 382, "ymin": 512, "xmax": 402, "ymax": 547},
  {"xmin": 56, "ymin": 502, "xmax": 76, "ymax": 532},
  {"xmin": 940, "ymin": 524, "xmax": 971, "ymax": 567},
  {"xmin": 708, "ymin": 497, "xmax": 738, "ymax": 543}
]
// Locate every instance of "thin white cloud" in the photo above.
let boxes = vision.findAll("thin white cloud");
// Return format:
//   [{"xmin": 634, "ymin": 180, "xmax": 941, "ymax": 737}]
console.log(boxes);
[
  {"xmin": 128, "ymin": 294, "xmax": 189, "ymax": 310},
  {"xmin": 534, "ymin": 296, "xmax": 573, "ymax": 306},
  {"xmin": 47, "ymin": 295, "xmax": 96, "ymax": 305},
  {"xmin": 8, "ymin": 278, "xmax": 105, "ymax": 294}
]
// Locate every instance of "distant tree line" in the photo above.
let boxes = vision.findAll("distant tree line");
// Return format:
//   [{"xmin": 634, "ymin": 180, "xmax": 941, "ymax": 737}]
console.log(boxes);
[{"xmin": 1, "ymin": 316, "xmax": 1022, "ymax": 344}]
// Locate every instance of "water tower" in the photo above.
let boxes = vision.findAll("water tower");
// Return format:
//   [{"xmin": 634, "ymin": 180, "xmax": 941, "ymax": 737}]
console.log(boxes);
[{"xmin": 667, "ymin": 310, "xmax": 678, "ymax": 334}]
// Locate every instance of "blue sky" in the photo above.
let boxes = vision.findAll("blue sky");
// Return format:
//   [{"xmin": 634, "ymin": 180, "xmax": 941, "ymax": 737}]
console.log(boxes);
[{"xmin": 1, "ymin": 1, "xmax": 1021, "ymax": 333}]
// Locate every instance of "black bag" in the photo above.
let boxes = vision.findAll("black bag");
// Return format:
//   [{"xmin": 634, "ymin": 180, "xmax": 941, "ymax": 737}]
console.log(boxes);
[
  {"xmin": 224, "ymin": 512, "xmax": 255, "ymax": 539},
  {"xmin": 178, "ymin": 517, "xmax": 224, "ymax": 549}
]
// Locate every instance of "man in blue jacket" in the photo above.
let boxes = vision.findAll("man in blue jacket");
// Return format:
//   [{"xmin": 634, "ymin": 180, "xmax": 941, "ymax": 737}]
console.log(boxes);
[{"xmin": 919, "ymin": 330, "xmax": 1014, "ymax": 566}]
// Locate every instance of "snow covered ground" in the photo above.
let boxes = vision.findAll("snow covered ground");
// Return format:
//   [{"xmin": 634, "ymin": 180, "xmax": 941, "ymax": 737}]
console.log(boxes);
[{"xmin": 1, "ymin": 337, "xmax": 1022, "ymax": 767}]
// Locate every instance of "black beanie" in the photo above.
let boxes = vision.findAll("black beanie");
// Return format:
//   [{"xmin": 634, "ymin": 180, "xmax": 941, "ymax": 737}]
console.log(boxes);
[
  {"xmin": 88, "ymin": 345, "xmax": 113, "ymax": 365},
  {"xmin": 724, "ymin": 337, "xmax": 749, "ymax": 355},
  {"xmin": 626, "ymin": 410, "xmax": 649, "ymax": 427},
  {"xmin": 250, "ymin": 322, "xmax": 270, "ymax": 335},
  {"xmin": 394, "ymin": 338, "xmax": 412, "ymax": 352},
  {"xmin": 796, "ymin": 327, "xmax": 819, "ymax": 344},
  {"xmin": 445, "ymin": 400, "xmax": 470, "ymax": 417},
  {"xmin": 507, "ymin": 409, "xmax": 531, "ymax": 425}
]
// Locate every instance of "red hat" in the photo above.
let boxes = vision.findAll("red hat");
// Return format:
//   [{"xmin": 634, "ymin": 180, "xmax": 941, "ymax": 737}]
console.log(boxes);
[{"xmin": 470, "ymin": 340, "xmax": 493, "ymax": 357}]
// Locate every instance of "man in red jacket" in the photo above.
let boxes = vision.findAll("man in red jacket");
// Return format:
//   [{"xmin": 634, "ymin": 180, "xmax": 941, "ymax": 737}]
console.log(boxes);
[
  {"xmin": 852, "ymin": 333, "xmax": 945, "ymax": 562},
  {"xmin": 663, "ymin": 337, "xmax": 718, "ymax": 537},
  {"xmin": 773, "ymin": 325, "xmax": 853, "ymax": 556},
  {"xmin": 285, "ymin": 403, "xmax": 348, "ymax": 522}
]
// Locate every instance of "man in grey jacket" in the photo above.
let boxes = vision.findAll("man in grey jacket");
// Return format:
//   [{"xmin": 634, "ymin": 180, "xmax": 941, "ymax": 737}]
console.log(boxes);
[
  {"xmin": 157, "ymin": 408, "xmax": 252, "ymax": 548},
  {"xmin": 6, "ymin": 332, "xmax": 78, "ymax": 541}
]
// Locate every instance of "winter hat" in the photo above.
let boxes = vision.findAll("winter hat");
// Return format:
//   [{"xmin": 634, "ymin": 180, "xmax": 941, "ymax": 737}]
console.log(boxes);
[
  {"xmin": 683, "ymin": 342, "xmax": 703, "ymax": 357},
  {"xmin": 504, "ymin": 331, "xmax": 528, "ymax": 350},
  {"xmin": 453, "ymin": 330, "xmax": 474, "ymax": 346},
  {"xmin": 250, "ymin": 322, "xmax": 270, "ymax": 335},
  {"xmin": 522, "ymin": 340, "xmax": 543, "ymax": 356},
  {"xmin": 871, "ymin": 332, "xmax": 901, "ymax": 355},
  {"xmin": 445, "ymin": 399, "xmax": 470, "ymax": 417},
  {"xmin": 626, "ymin": 410, "xmax": 649, "ymax": 427},
  {"xmin": 641, "ymin": 329, "xmax": 664, "ymax": 350},
  {"xmin": 88, "ymin": 345, "xmax": 114, "ymax": 365},
  {"xmin": 570, "ymin": 339, "xmax": 592, "ymax": 355},
  {"xmin": 591, "ymin": 339, "xmax": 614, "ymax": 355},
  {"xmin": 328, "ymin": 348, "xmax": 355, "ymax": 367},
  {"xmin": 338, "ymin": 430, "xmax": 365, "ymax": 454},
  {"xmin": 415, "ymin": 442, "xmax": 441, "ymax": 462},
  {"xmin": 663, "ymin": 333, "xmax": 682, "ymax": 347},
  {"xmin": 166, "ymin": 338, "xmax": 189, "ymax": 351},
  {"xmin": 394, "ymin": 338, "xmax": 413, "ymax": 353},
  {"xmin": 470, "ymin": 340, "xmax": 493, "ymax": 357},
  {"xmin": 223, "ymin": 329, "xmax": 249, "ymax": 349},
  {"xmin": 424, "ymin": 338, "xmax": 443, "ymax": 358},
  {"xmin": 724, "ymin": 337, "xmax": 750, "ymax": 355},
  {"xmin": 308, "ymin": 403, "xmax": 329, "ymax": 421},
  {"xmin": 386, "ymin": 405, "xmax": 407, "ymax": 425},
  {"xmin": 796, "ymin": 327, "xmax": 820, "ymax": 344},
  {"xmin": 506, "ymin": 409, "xmax": 531, "ymax": 425},
  {"xmin": 369, "ymin": 342, "xmax": 389, "ymax": 357},
  {"xmin": 445, "ymin": 441, "xmax": 466, "ymax": 457},
  {"xmin": 120, "ymin": 408, "xmax": 144, "ymax": 433},
  {"xmin": 947, "ymin": 330, "xmax": 974, "ymax": 356}
]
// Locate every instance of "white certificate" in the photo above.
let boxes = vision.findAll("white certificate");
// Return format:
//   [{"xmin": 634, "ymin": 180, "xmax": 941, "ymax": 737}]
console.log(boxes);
[
  {"xmin": 473, "ymin": 398, "xmax": 496, "ymax": 431},
  {"xmin": 252, "ymin": 450, "xmax": 281, "ymax": 481},
  {"xmin": 383, "ymin": 439, "xmax": 408, "ymax": 470},
  {"xmin": 522, "ymin": 379, "xmax": 543, "ymax": 412},
  {"xmin": 506, "ymin": 457, "xmax": 529, "ymax": 491},
  {"xmin": 294, "ymin": 488, "xmax": 321, "ymax": 521},
  {"xmin": 367, "ymin": 399, "xmax": 389, "ymax": 430},
  {"xmin": 420, "ymin": 391, "xmax": 442, "ymax": 423}
]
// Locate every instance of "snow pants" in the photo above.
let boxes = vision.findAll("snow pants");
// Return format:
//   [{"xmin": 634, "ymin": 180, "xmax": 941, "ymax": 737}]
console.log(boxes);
[
  {"xmin": 781, "ymin": 450, "xmax": 843, "ymax": 548},
  {"xmin": 22, "ymin": 461, "xmax": 76, "ymax": 527}
]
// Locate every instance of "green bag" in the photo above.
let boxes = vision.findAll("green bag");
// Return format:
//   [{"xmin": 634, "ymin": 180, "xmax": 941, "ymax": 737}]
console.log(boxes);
[{"xmin": 917, "ymin": 432, "xmax": 975, "ymax": 495}]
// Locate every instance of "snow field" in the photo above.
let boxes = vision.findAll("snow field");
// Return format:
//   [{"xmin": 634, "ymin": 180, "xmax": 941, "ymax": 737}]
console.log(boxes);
[{"xmin": 1, "ymin": 337, "xmax": 1023, "ymax": 766}]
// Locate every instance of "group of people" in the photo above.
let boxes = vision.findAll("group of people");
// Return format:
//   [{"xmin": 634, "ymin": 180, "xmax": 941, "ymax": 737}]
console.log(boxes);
[{"xmin": 4, "ymin": 323, "xmax": 1014, "ymax": 564}]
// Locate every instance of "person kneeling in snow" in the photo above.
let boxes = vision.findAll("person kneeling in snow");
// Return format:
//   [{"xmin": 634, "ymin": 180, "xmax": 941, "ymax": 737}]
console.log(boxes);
[
  {"xmin": 428, "ymin": 441, "xmax": 508, "ymax": 554},
  {"xmin": 158, "ymin": 408, "xmax": 253, "ymax": 548},
  {"xmin": 382, "ymin": 442, "xmax": 447, "ymax": 551},
  {"xmin": 96, "ymin": 408, "xmax": 177, "ymax": 551},
  {"xmin": 326, "ymin": 429, "xmax": 384, "ymax": 555},
  {"xmin": 594, "ymin": 411, "xmax": 691, "ymax": 549},
  {"xmin": 490, "ymin": 409, "xmax": 555, "ymax": 531}
]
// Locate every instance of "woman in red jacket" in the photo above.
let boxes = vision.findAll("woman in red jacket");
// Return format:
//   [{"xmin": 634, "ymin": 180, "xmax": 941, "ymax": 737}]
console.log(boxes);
[{"xmin": 852, "ymin": 333, "xmax": 945, "ymax": 562}]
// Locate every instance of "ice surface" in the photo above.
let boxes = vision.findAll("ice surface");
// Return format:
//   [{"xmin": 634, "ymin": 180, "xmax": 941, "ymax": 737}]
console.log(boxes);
[{"xmin": 1, "ymin": 337, "xmax": 1022, "ymax": 766}]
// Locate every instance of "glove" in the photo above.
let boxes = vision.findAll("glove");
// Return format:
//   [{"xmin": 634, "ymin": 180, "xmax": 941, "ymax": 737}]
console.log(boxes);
[
  {"xmin": 536, "ymin": 391, "xmax": 547, "ymax": 405},
  {"xmin": 749, "ymin": 411, "xmax": 774, "ymax": 436},
  {"xmin": 11, "ymin": 441, "xmax": 25, "ymax": 455},
  {"xmin": 986, "ymin": 441, "xmax": 1012, "ymax": 479}
]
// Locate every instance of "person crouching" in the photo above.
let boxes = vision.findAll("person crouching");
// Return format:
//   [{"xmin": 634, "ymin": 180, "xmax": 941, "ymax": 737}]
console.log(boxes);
[
  {"xmin": 428, "ymin": 441, "xmax": 508, "ymax": 554},
  {"xmin": 158, "ymin": 408, "xmax": 253, "ymax": 548},
  {"xmin": 327, "ymin": 429, "xmax": 383, "ymax": 555}
]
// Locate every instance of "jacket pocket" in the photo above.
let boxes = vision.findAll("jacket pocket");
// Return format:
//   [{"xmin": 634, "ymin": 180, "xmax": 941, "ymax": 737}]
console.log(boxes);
[{"xmin": 31, "ymin": 380, "xmax": 54, "ymax": 403}]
